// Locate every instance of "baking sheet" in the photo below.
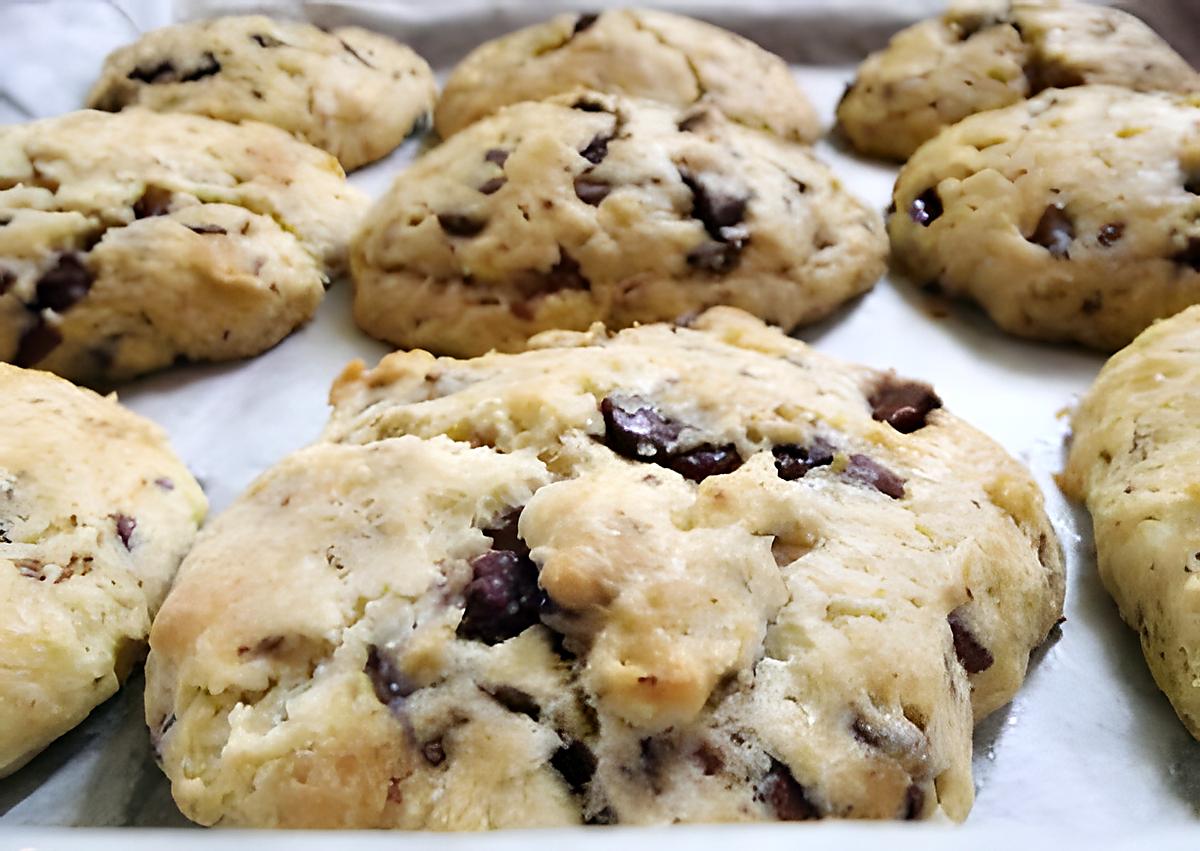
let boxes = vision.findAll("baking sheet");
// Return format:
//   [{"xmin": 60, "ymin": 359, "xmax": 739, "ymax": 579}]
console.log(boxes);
[{"xmin": 1, "ymin": 0, "xmax": 1199, "ymax": 842}]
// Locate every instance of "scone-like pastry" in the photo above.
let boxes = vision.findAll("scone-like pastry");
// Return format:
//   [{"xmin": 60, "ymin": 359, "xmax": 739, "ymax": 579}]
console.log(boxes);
[
  {"xmin": 889, "ymin": 86, "xmax": 1200, "ymax": 351},
  {"xmin": 435, "ymin": 9, "xmax": 820, "ymax": 143},
  {"xmin": 1063, "ymin": 305, "xmax": 1200, "ymax": 737},
  {"xmin": 0, "ymin": 364, "xmax": 205, "ymax": 777},
  {"xmin": 0, "ymin": 108, "xmax": 368, "ymax": 385},
  {"xmin": 87, "ymin": 15, "xmax": 436, "ymax": 171},
  {"xmin": 353, "ymin": 93, "xmax": 885, "ymax": 357},
  {"xmin": 147, "ymin": 308, "xmax": 1063, "ymax": 828},
  {"xmin": 837, "ymin": 0, "xmax": 1199, "ymax": 161}
]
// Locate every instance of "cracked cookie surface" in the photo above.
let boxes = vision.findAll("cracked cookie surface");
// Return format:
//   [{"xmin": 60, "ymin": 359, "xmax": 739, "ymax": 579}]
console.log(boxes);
[
  {"xmin": 147, "ymin": 307, "xmax": 1063, "ymax": 828},
  {"xmin": 352, "ymin": 92, "xmax": 885, "ymax": 357},
  {"xmin": 889, "ymin": 86, "xmax": 1200, "ymax": 351},
  {"xmin": 0, "ymin": 363, "xmax": 205, "ymax": 777},
  {"xmin": 87, "ymin": 15, "xmax": 436, "ymax": 171},
  {"xmin": 1063, "ymin": 305, "xmax": 1200, "ymax": 738},
  {"xmin": 434, "ymin": 9, "xmax": 820, "ymax": 143},
  {"xmin": 0, "ymin": 108, "xmax": 367, "ymax": 385},
  {"xmin": 837, "ymin": 0, "xmax": 1198, "ymax": 161}
]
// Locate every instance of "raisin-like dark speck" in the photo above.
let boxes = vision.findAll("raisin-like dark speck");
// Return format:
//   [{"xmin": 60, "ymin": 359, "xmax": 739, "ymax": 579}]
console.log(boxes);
[{"xmin": 1098, "ymin": 222, "xmax": 1124, "ymax": 247}]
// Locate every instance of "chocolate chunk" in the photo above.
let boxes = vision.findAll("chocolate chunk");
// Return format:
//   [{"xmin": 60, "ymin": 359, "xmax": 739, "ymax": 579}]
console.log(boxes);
[
  {"xmin": 35, "ymin": 254, "xmax": 93, "ymax": 312},
  {"xmin": 772, "ymin": 439, "xmax": 836, "ymax": 481},
  {"xmin": 903, "ymin": 784, "xmax": 925, "ymax": 820},
  {"xmin": 947, "ymin": 609, "xmax": 994, "ymax": 673},
  {"xmin": 251, "ymin": 33, "xmax": 284, "ymax": 48},
  {"xmin": 338, "ymin": 39, "xmax": 374, "ymax": 69},
  {"xmin": 458, "ymin": 550, "xmax": 544, "ymax": 645},
  {"xmin": 364, "ymin": 644, "xmax": 417, "ymax": 708},
  {"xmin": 540, "ymin": 252, "xmax": 590, "ymax": 293},
  {"xmin": 478, "ymin": 177, "xmax": 506, "ymax": 195},
  {"xmin": 571, "ymin": 99, "xmax": 607, "ymax": 113},
  {"xmin": 600, "ymin": 396, "xmax": 743, "ymax": 482},
  {"xmin": 133, "ymin": 185, "xmax": 173, "ymax": 218},
  {"xmin": 128, "ymin": 59, "xmax": 176, "ymax": 84},
  {"xmin": 187, "ymin": 224, "xmax": 226, "ymax": 235},
  {"xmin": 487, "ymin": 685, "xmax": 540, "ymax": 720},
  {"xmin": 13, "ymin": 320, "xmax": 61, "ymax": 367},
  {"xmin": 908, "ymin": 188, "xmax": 943, "ymax": 227},
  {"xmin": 421, "ymin": 739, "xmax": 446, "ymax": 766},
  {"xmin": 1174, "ymin": 237, "xmax": 1200, "ymax": 272},
  {"xmin": 1187, "ymin": 176, "xmax": 1200, "ymax": 196},
  {"xmin": 179, "ymin": 52, "xmax": 221, "ymax": 83},
  {"xmin": 679, "ymin": 170, "xmax": 748, "ymax": 241},
  {"xmin": 844, "ymin": 454, "xmax": 905, "ymax": 499},
  {"xmin": 483, "ymin": 510, "xmax": 529, "ymax": 559},
  {"xmin": 579, "ymin": 132, "xmax": 612, "ymax": 165},
  {"xmin": 686, "ymin": 241, "xmax": 743, "ymax": 273},
  {"xmin": 758, "ymin": 759, "xmax": 818, "ymax": 821},
  {"xmin": 573, "ymin": 12, "xmax": 600, "ymax": 34},
  {"xmin": 694, "ymin": 743, "xmax": 723, "ymax": 776},
  {"xmin": 437, "ymin": 213, "xmax": 486, "ymax": 237},
  {"xmin": 1029, "ymin": 204, "xmax": 1074, "ymax": 259},
  {"xmin": 551, "ymin": 740, "xmax": 596, "ymax": 794},
  {"xmin": 1097, "ymin": 222, "xmax": 1124, "ymax": 247},
  {"xmin": 869, "ymin": 378, "xmax": 942, "ymax": 433},
  {"xmin": 669, "ymin": 444, "xmax": 742, "ymax": 482},
  {"xmin": 112, "ymin": 514, "xmax": 136, "ymax": 549},
  {"xmin": 154, "ymin": 477, "xmax": 175, "ymax": 491},
  {"xmin": 484, "ymin": 148, "xmax": 509, "ymax": 166},
  {"xmin": 574, "ymin": 176, "xmax": 611, "ymax": 206},
  {"xmin": 1081, "ymin": 294, "xmax": 1102, "ymax": 315},
  {"xmin": 0, "ymin": 269, "xmax": 13, "ymax": 296}
]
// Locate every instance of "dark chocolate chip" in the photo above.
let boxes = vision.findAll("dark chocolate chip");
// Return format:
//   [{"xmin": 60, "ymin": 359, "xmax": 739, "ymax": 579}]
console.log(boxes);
[
  {"xmin": 457, "ymin": 550, "xmax": 544, "ymax": 645},
  {"xmin": 34, "ymin": 253, "xmax": 93, "ymax": 312},
  {"xmin": 574, "ymin": 176, "xmax": 611, "ymax": 206},
  {"xmin": 1186, "ymin": 176, "xmax": 1200, "ymax": 196},
  {"xmin": 1097, "ymin": 222, "xmax": 1124, "ymax": 247},
  {"xmin": 573, "ymin": 12, "xmax": 600, "ymax": 35},
  {"xmin": 484, "ymin": 148, "xmax": 509, "ymax": 166},
  {"xmin": 112, "ymin": 514, "xmax": 136, "ymax": 549},
  {"xmin": 364, "ymin": 644, "xmax": 417, "ymax": 707},
  {"xmin": 679, "ymin": 170, "xmax": 748, "ymax": 241},
  {"xmin": 772, "ymin": 438, "xmax": 836, "ymax": 481},
  {"xmin": 903, "ymin": 783, "xmax": 925, "ymax": 820},
  {"xmin": 251, "ymin": 33, "xmax": 284, "ymax": 48},
  {"xmin": 600, "ymin": 396, "xmax": 743, "ymax": 482},
  {"xmin": 551, "ymin": 740, "xmax": 597, "ymax": 795},
  {"xmin": 187, "ymin": 224, "xmax": 226, "ymax": 235},
  {"xmin": 868, "ymin": 378, "xmax": 942, "ymax": 434},
  {"xmin": 1081, "ymin": 294, "xmax": 1102, "ymax": 315},
  {"xmin": 13, "ymin": 320, "xmax": 61, "ymax": 367},
  {"xmin": 483, "ymin": 510, "xmax": 529, "ymax": 559},
  {"xmin": 908, "ymin": 188, "xmax": 943, "ymax": 227},
  {"xmin": 1174, "ymin": 237, "xmax": 1200, "ymax": 272},
  {"xmin": 758, "ymin": 759, "xmax": 819, "ymax": 821},
  {"xmin": 133, "ymin": 185, "xmax": 173, "ymax": 218},
  {"xmin": 437, "ymin": 213, "xmax": 486, "ymax": 237},
  {"xmin": 686, "ymin": 241, "xmax": 743, "ymax": 273},
  {"xmin": 844, "ymin": 454, "xmax": 906, "ymax": 499},
  {"xmin": 947, "ymin": 608, "xmax": 994, "ymax": 673},
  {"xmin": 541, "ymin": 252, "xmax": 590, "ymax": 293},
  {"xmin": 571, "ymin": 99, "xmax": 607, "ymax": 113},
  {"xmin": 179, "ymin": 52, "xmax": 221, "ymax": 83},
  {"xmin": 338, "ymin": 39, "xmax": 374, "ymax": 69},
  {"xmin": 421, "ymin": 739, "xmax": 446, "ymax": 766},
  {"xmin": 1029, "ymin": 204, "xmax": 1074, "ymax": 259},
  {"xmin": 669, "ymin": 444, "xmax": 742, "ymax": 482},
  {"xmin": 579, "ymin": 132, "xmax": 612, "ymax": 165},
  {"xmin": 694, "ymin": 743, "xmax": 723, "ymax": 776},
  {"xmin": 128, "ymin": 59, "xmax": 176, "ymax": 84},
  {"xmin": 478, "ymin": 177, "xmax": 506, "ymax": 195},
  {"xmin": 0, "ymin": 269, "xmax": 13, "ymax": 296},
  {"xmin": 487, "ymin": 685, "xmax": 540, "ymax": 720}
]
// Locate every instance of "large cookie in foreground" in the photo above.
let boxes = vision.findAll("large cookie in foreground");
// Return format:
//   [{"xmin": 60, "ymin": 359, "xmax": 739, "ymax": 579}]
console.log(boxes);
[
  {"xmin": 352, "ymin": 93, "xmax": 885, "ymax": 357},
  {"xmin": 87, "ymin": 15, "xmax": 436, "ymax": 171},
  {"xmin": 889, "ymin": 86, "xmax": 1200, "ymax": 351},
  {"xmin": 434, "ymin": 9, "xmax": 820, "ymax": 142},
  {"xmin": 837, "ymin": 0, "xmax": 1198, "ymax": 161},
  {"xmin": 147, "ymin": 308, "xmax": 1063, "ymax": 828},
  {"xmin": 1063, "ymin": 305, "xmax": 1200, "ymax": 738},
  {"xmin": 0, "ymin": 109, "xmax": 367, "ymax": 385},
  {"xmin": 0, "ymin": 364, "xmax": 205, "ymax": 777}
]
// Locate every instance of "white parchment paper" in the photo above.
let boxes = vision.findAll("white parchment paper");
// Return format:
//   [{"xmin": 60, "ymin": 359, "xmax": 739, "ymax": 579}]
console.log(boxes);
[{"xmin": 0, "ymin": 0, "xmax": 1198, "ymax": 841}]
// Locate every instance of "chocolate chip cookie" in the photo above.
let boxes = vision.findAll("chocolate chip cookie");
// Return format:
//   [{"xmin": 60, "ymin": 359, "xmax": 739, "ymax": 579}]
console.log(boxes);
[
  {"xmin": 1063, "ymin": 305, "xmax": 1200, "ymax": 738},
  {"xmin": 352, "ymin": 92, "xmax": 885, "ymax": 357},
  {"xmin": 0, "ymin": 363, "xmax": 205, "ymax": 777},
  {"xmin": 0, "ymin": 108, "xmax": 367, "ymax": 385},
  {"xmin": 147, "ymin": 307, "xmax": 1063, "ymax": 827},
  {"xmin": 435, "ymin": 9, "xmax": 820, "ymax": 143},
  {"xmin": 837, "ymin": 0, "xmax": 1198, "ymax": 161},
  {"xmin": 889, "ymin": 86, "xmax": 1200, "ymax": 351},
  {"xmin": 87, "ymin": 15, "xmax": 436, "ymax": 171}
]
